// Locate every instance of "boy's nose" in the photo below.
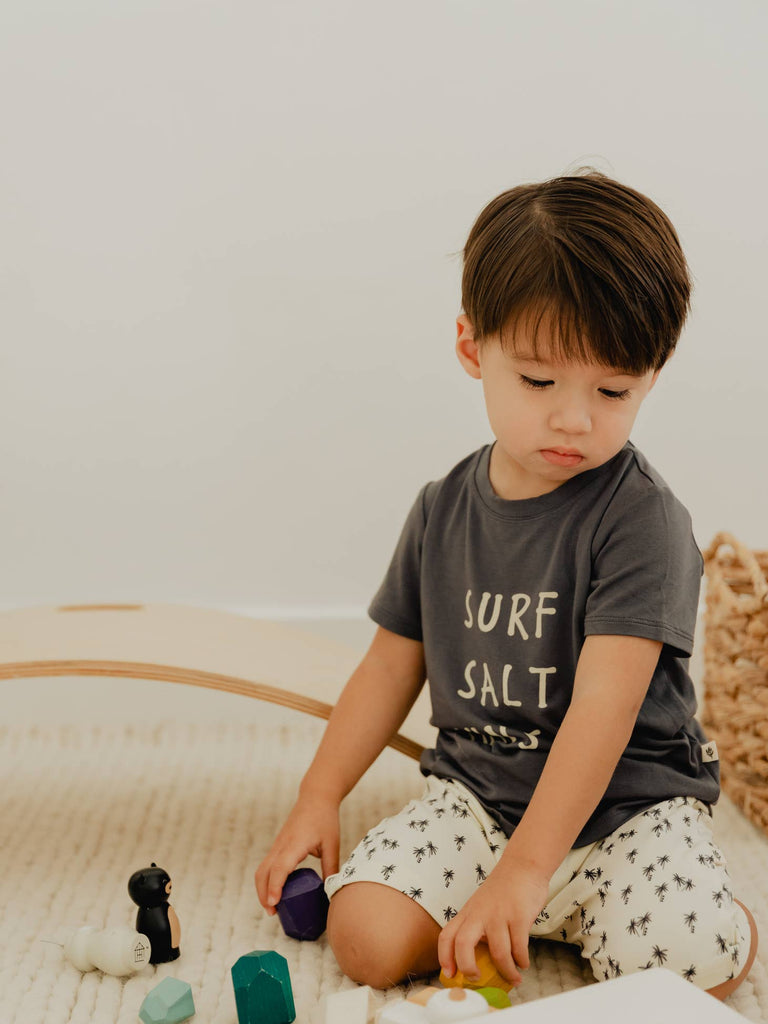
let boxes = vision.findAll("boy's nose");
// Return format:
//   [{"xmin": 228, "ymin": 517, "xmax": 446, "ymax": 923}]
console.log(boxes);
[{"xmin": 549, "ymin": 402, "xmax": 591, "ymax": 434}]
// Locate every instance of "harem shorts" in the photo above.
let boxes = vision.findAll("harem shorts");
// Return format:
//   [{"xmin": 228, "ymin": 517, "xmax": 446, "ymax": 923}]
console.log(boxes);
[{"xmin": 325, "ymin": 776, "xmax": 750, "ymax": 989}]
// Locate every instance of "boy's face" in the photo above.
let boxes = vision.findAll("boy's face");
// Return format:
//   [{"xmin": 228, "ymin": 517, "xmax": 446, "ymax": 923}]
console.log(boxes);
[{"xmin": 456, "ymin": 314, "xmax": 660, "ymax": 500}]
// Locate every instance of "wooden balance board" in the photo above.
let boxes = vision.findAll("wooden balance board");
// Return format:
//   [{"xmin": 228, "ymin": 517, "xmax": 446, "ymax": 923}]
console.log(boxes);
[{"xmin": 0, "ymin": 603, "xmax": 435, "ymax": 760}]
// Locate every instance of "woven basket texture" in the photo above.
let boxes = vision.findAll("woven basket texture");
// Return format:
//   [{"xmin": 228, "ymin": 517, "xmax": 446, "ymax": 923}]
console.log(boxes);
[{"xmin": 703, "ymin": 531, "xmax": 768, "ymax": 838}]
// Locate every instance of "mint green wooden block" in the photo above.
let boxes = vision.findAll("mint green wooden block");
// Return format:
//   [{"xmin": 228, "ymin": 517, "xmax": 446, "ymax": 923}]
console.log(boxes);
[
  {"xmin": 231, "ymin": 950, "xmax": 296, "ymax": 1024},
  {"xmin": 139, "ymin": 977, "xmax": 195, "ymax": 1024}
]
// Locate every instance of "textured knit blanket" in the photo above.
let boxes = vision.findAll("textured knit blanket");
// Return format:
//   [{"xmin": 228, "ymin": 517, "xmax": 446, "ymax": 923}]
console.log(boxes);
[{"xmin": 1, "ymin": 706, "xmax": 766, "ymax": 1023}]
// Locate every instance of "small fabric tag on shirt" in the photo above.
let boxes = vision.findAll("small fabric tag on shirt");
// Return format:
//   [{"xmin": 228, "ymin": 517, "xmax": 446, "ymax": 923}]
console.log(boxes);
[{"xmin": 702, "ymin": 740, "xmax": 719, "ymax": 763}]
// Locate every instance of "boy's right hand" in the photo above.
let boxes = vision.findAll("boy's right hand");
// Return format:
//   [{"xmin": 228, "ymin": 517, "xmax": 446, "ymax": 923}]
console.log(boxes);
[{"xmin": 254, "ymin": 791, "xmax": 341, "ymax": 914}]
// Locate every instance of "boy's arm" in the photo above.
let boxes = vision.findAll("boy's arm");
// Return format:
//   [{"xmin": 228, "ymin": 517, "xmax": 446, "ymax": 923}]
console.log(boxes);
[
  {"xmin": 438, "ymin": 633, "xmax": 662, "ymax": 986},
  {"xmin": 255, "ymin": 625, "xmax": 426, "ymax": 911}
]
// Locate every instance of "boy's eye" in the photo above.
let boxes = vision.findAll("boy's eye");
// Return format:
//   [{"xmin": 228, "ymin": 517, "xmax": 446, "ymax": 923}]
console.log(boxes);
[
  {"xmin": 519, "ymin": 375, "xmax": 553, "ymax": 390},
  {"xmin": 599, "ymin": 388, "xmax": 631, "ymax": 401}
]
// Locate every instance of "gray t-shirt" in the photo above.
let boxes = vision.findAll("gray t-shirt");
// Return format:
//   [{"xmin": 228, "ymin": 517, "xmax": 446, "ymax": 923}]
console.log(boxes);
[{"xmin": 369, "ymin": 442, "xmax": 719, "ymax": 846}]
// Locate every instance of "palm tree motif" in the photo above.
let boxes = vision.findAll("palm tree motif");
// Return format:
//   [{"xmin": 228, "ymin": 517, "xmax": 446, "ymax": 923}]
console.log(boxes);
[
  {"xmin": 434, "ymin": 807, "xmax": 446, "ymax": 818},
  {"xmin": 618, "ymin": 829, "xmax": 637, "ymax": 842},
  {"xmin": 582, "ymin": 915, "xmax": 596, "ymax": 935},
  {"xmin": 583, "ymin": 867, "xmax": 601, "ymax": 884},
  {"xmin": 682, "ymin": 965, "xmax": 697, "ymax": 982},
  {"xmin": 343, "ymin": 865, "xmax": 357, "ymax": 878},
  {"xmin": 365, "ymin": 846, "xmax": 378, "ymax": 860},
  {"xmin": 642, "ymin": 863, "xmax": 655, "ymax": 881},
  {"xmin": 650, "ymin": 946, "xmax": 668, "ymax": 966},
  {"xmin": 683, "ymin": 878, "xmax": 695, "ymax": 892},
  {"xmin": 603, "ymin": 843, "xmax": 615, "ymax": 856},
  {"xmin": 535, "ymin": 908, "xmax": 551, "ymax": 924},
  {"xmin": 413, "ymin": 847, "xmax": 426, "ymax": 863},
  {"xmin": 454, "ymin": 835, "xmax": 467, "ymax": 851},
  {"xmin": 626, "ymin": 918, "xmax": 639, "ymax": 936},
  {"xmin": 598, "ymin": 931, "xmax": 608, "ymax": 951},
  {"xmin": 626, "ymin": 848, "xmax": 639, "ymax": 864},
  {"xmin": 597, "ymin": 885, "xmax": 611, "ymax": 907},
  {"xmin": 683, "ymin": 911, "xmax": 697, "ymax": 933},
  {"xmin": 621, "ymin": 885, "xmax": 632, "ymax": 905},
  {"xmin": 712, "ymin": 890, "xmax": 725, "ymax": 908},
  {"xmin": 407, "ymin": 887, "xmax": 424, "ymax": 901},
  {"xmin": 654, "ymin": 882, "xmax": 669, "ymax": 902},
  {"xmin": 443, "ymin": 906, "xmax": 457, "ymax": 922},
  {"xmin": 560, "ymin": 928, "xmax": 568, "ymax": 941},
  {"xmin": 651, "ymin": 823, "xmax": 665, "ymax": 838},
  {"xmin": 722, "ymin": 883, "xmax": 733, "ymax": 902},
  {"xmin": 489, "ymin": 843, "xmax": 500, "ymax": 854},
  {"xmin": 426, "ymin": 841, "xmax": 438, "ymax": 857},
  {"xmin": 381, "ymin": 864, "xmax": 396, "ymax": 881},
  {"xmin": 607, "ymin": 956, "xmax": 622, "ymax": 977},
  {"xmin": 382, "ymin": 838, "xmax": 400, "ymax": 850},
  {"xmin": 490, "ymin": 823, "xmax": 504, "ymax": 836},
  {"xmin": 475, "ymin": 864, "xmax": 487, "ymax": 883},
  {"xmin": 683, "ymin": 834, "xmax": 693, "ymax": 848},
  {"xmin": 408, "ymin": 818, "xmax": 430, "ymax": 832},
  {"xmin": 656, "ymin": 854, "xmax": 670, "ymax": 869},
  {"xmin": 715, "ymin": 934, "xmax": 728, "ymax": 954},
  {"xmin": 644, "ymin": 807, "xmax": 662, "ymax": 820},
  {"xmin": 638, "ymin": 960, "xmax": 654, "ymax": 971},
  {"xmin": 672, "ymin": 873, "xmax": 686, "ymax": 890},
  {"xmin": 450, "ymin": 802, "xmax": 468, "ymax": 818},
  {"xmin": 443, "ymin": 868, "xmax": 455, "ymax": 888},
  {"xmin": 637, "ymin": 912, "xmax": 652, "ymax": 936},
  {"xmin": 683, "ymin": 814, "xmax": 692, "ymax": 827}
]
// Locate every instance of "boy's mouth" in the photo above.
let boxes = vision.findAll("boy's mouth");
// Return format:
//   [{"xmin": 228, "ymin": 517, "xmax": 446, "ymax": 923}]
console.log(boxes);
[{"xmin": 541, "ymin": 448, "xmax": 584, "ymax": 467}]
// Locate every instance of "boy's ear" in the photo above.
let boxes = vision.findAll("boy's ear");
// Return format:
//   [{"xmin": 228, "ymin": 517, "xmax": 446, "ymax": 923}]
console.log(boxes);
[{"xmin": 456, "ymin": 314, "xmax": 482, "ymax": 380}]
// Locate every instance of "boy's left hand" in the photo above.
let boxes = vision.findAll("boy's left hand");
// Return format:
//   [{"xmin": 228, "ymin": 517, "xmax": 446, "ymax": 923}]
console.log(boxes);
[{"xmin": 437, "ymin": 861, "xmax": 549, "ymax": 988}]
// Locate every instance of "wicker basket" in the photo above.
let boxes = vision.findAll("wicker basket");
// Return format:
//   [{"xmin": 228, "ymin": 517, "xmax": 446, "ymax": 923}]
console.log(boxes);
[{"xmin": 702, "ymin": 531, "xmax": 768, "ymax": 837}]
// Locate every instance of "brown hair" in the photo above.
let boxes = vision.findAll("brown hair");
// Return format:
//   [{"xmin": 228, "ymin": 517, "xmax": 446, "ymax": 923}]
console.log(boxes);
[{"xmin": 461, "ymin": 169, "xmax": 692, "ymax": 373}]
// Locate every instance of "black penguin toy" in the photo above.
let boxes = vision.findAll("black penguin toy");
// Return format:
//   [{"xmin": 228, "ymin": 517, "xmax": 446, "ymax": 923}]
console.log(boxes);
[{"xmin": 127, "ymin": 863, "xmax": 180, "ymax": 964}]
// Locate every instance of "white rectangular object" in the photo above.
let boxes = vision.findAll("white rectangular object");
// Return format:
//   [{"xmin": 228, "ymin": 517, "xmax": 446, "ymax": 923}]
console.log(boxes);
[
  {"xmin": 324, "ymin": 985, "xmax": 375, "ymax": 1024},
  {"xmin": 458, "ymin": 970, "xmax": 747, "ymax": 1023}
]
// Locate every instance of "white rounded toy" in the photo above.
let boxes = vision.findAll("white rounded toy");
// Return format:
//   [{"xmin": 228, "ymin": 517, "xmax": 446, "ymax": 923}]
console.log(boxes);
[
  {"xmin": 61, "ymin": 926, "xmax": 152, "ymax": 976},
  {"xmin": 426, "ymin": 987, "xmax": 489, "ymax": 1022}
]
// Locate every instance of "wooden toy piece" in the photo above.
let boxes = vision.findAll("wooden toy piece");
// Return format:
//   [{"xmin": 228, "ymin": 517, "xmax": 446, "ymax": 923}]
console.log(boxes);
[
  {"xmin": 425, "ymin": 988, "xmax": 490, "ymax": 1022},
  {"xmin": 377, "ymin": 999, "xmax": 428, "ymax": 1024},
  {"xmin": 231, "ymin": 950, "xmax": 296, "ymax": 1024},
  {"xmin": 61, "ymin": 925, "xmax": 151, "ymax": 976},
  {"xmin": 476, "ymin": 988, "xmax": 510, "ymax": 1009},
  {"xmin": 276, "ymin": 867, "xmax": 329, "ymax": 941},
  {"xmin": 323, "ymin": 985, "xmax": 375, "ymax": 1024},
  {"xmin": 138, "ymin": 977, "xmax": 195, "ymax": 1024},
  {"xmin": 438, "ymin": 944, "xmax": 510, "ymax": 992},
  {"xmin": 128, "ymin": 863, "xmax": 181, "ymax": 964},
  {"xmin": 407, "ymin": 987, "xmax": 442, "ymax": 1006}
]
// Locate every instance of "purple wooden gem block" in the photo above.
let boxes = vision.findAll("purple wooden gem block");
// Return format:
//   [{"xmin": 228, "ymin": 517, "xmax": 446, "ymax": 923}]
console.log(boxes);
[{"xmin": 275, "ymin": 868, "xmax": 329, "ymax": 941}]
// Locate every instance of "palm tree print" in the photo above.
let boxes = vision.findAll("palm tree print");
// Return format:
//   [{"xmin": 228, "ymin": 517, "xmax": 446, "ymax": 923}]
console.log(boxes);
[
  {"xmin": 618, "ymin": 829, "xmax": 637, "ymax": 842},
  {"xmin": 475, "ymin": 864, "xmax": 487, "ymax": 883},
  {"xmin": 637, "ymin": 913, "xmax": 652, "ymax": 936},
  {"xmin": 413, "ymin": 847, "xmax": 426, "ymax": 863},
  {"xmin": 682, "ymin": 965, "xmax": 697, "ymax": 982},
  {"xmin": 715, "ymin": 934, "xmax": 728, "ymax": 954},
  {"xmin": 620, "ymin": 885, "xmax": 632, "ymax": 905},
  {"xmin": 382, "ymin": 838, "xmax": 400, "ymax": 850},
  {"xmin": 407, "ymin": 887, "xmax": 424, "ymax": 901},
  {"xmin": 607, "ymin": 956, "xmax": 622, "ymax": 977},
  {"xmin": 642, "ymin": 863, "xmax": 655, "ymax": 881},
  {"xmin": 408, "ymin": 818, "xmax": 430, "ymax": 832},
  {"xmin": 443, "ymin": 906, "xmax": 457, "ymax": 922},
  {"xmin": 654, "ymin": 883, "xmax": 669, "ymax": 902},
  {"xmin": 381, "ymin": 864, "xmax": 396, "ymax": 881},
  {"xmin": 426, "ymin": 841, "xmax": 438, "ymax": 857},
  {"xmin": 443, "ymin": 868, "xmax": 454, "ymax": 888},
  {"xmin": 454, "ymin": 835, "xmax": 467, "ymax": 851},
  {"xmin": 626, "ymin": 848, "xmax": 639, "ymax": 864},
  {"xmin": 451, "ymin": 802, "xmax": 469, "ymax": 819},
  {"xmin": 650, "ymin": 946, "xmax": 668, "ymax": 966},
  {"xmin": 683, "ymin": 911, "xmax": 697, "ymax": 933},
  {"xmin": 712, "ymin": 890, "xmax": 725, "ymax": 908},
  {"xmin": 656, "ymin": 854, "xmax": 670, "ymax": 869}
]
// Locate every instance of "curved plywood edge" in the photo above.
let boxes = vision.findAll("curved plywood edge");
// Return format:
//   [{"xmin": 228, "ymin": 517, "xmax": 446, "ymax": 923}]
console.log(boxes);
[{"xmin": 0, "ymin": 604, "xmax": 434, "ymax": 759}]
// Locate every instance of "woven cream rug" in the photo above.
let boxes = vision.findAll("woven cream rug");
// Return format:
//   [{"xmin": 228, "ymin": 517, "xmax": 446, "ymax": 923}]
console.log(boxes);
[{"xmin": 1, "ymin": 705, "xmax": 767, "ymax": 1023}]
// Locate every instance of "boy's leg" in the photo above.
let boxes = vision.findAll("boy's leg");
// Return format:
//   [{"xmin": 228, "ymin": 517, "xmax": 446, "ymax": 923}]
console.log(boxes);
[
  {"xmin": 533, "ymin": 797, "xmax": 756, "ymax": 994},
  {"xmin": 324, "ymin": 776, "xmax": 504, "ymax": 988},
  {"xmin": 327, "ymin": 881, "xmax": 441, "ymax": 988},
  {"xmin": 706, "ymin": 899, "xmax": 758, "ymax": 1000}
]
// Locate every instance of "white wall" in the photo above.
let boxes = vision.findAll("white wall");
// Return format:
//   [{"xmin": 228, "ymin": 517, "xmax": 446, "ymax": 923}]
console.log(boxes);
[{"xmin": 1, "ymin": 0, "xmax": 766, "ymax": 616}]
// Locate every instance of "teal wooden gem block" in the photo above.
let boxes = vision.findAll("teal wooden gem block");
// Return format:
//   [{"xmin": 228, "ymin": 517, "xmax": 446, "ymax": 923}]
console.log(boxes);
[
  {"xmin": 138, "ymin": 977, "xmax": 195, "ymax": 1024},
  {"xmin": 231, "ymin": 950, "xmax": 296, "ymax": 1024}
]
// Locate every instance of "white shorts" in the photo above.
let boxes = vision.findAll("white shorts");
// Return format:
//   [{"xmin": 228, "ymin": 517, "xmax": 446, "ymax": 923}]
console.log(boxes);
[{"xmin": 325, "ymin": 776, "xmax": 749, "ymax": 989}]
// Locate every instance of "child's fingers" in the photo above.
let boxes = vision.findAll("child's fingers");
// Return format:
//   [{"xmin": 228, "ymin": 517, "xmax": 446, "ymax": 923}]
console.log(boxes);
[
  {"xmin": 452, "ymin": 926, "xmax": 484, "ymax": 981},
  {"xmin": 436, "ymin": 922, "xmax": 458, "ymax": 978},
  {"xmin": 487, "ymin": 930, "xmax": 523, "ymax": 988}
]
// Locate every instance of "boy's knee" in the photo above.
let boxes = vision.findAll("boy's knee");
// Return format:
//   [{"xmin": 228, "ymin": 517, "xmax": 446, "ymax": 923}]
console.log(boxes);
[{"xmin": 327, "ymin": 882, "xmax": 440, "ymax": 989}]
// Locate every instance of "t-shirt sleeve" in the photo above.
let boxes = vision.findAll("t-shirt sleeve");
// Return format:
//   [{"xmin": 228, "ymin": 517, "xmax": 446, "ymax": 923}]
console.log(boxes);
[
  {"xmin": 584, "ymin": 484, "xmax": 703, "ymax": 658},
  {"xmin": 367, "ymin": 483, "xmax": 432, "ymax": 641}
]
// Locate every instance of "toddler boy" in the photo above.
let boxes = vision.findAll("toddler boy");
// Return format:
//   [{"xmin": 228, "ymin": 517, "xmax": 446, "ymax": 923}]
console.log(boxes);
[{"xmin": 256, "ymin": 170, "xmax": 757, "ymax": 998}]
